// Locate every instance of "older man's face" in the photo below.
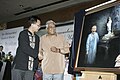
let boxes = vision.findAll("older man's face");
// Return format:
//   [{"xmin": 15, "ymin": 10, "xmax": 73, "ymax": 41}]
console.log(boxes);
[{"xmin": 47, "ymin": 23, "xmax": 56, "ymax": 35}]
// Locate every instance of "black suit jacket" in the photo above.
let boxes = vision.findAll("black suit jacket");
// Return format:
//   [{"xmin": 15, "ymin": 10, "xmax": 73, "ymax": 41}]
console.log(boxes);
[
  {"xmin": 0, "ymin": 51, "xmax": 5, "ymax": 60},
  {"xmin": 12, "ymin": 30, "xmax": 39, "ymax": 71}
]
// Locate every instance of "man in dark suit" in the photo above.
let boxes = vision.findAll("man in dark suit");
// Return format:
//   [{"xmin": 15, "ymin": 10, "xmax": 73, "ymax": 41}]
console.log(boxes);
[
  {"xmin": 0, "ymin": 45, "xmax": 5, "ymax": 71},
  {"xmin": 12, "ymin": 16, "xmax": 41, "ymax": 80},
  {"xmin": 0, "ymin": 46, "xmax": 5, "ymax": 60}
]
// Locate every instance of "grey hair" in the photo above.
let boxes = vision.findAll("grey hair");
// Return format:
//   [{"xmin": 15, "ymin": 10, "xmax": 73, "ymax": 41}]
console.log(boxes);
[{"xmin": 46, "ymin": 20, "xmax": 56, "ymax": 28}]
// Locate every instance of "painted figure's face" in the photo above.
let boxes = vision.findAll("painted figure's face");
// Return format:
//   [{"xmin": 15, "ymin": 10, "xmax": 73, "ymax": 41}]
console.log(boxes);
[{"xmin": 91, "ymin": 25, "xmax": 97, "ymax": 33}]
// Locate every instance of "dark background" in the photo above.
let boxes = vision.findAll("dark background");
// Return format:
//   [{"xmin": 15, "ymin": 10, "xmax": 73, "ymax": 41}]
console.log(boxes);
[{"xmin": 77, "ymin": 4, "xmax": 120, "ymax": 68}]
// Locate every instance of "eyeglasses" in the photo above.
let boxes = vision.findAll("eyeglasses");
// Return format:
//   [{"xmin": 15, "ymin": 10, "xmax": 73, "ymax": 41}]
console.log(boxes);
[{"xmin": 36, "ymin": 24, "xmax": 41, "ymax": 27}]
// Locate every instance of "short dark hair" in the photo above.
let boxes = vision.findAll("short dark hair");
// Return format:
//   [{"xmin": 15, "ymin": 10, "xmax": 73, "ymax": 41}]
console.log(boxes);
[
  {"xmin": 0, "ymin": 46, "xmax": 3, "ymax": 48},
  {"xmin": 28, "ymin": 16, "xmax": 41, "ymax": 25}
]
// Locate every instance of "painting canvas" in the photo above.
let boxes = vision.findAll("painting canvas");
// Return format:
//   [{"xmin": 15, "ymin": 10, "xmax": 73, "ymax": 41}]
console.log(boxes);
[{"xmin": 74, "ymin": 3, "xmax": 120, "ymax": 73}]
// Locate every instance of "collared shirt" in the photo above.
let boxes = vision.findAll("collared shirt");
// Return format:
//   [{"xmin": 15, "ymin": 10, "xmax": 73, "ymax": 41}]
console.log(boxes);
[
  {"xmin": 13, "ymin": 29, "xmax": 39, "ymax": 71},
  {"xmin": 39, "ymin": 34, "xmax": 70, "ymax": 74}
]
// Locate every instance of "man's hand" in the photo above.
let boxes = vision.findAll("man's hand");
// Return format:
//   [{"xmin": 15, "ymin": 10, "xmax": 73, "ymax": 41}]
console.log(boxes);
[{"xmin": 50, "ymin": 46, "xmax": 60, "ymax": 53}]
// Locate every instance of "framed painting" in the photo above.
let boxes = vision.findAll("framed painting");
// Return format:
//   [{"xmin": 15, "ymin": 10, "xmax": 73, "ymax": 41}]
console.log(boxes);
[{"xmin": 74, "ymin": 1, "xmax": 120, "ymax": 74}]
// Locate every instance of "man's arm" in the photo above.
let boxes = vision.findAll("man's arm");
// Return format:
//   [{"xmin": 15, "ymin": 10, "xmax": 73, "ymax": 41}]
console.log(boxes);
[
  {"xmin": 58, "ymin": 36, "xmax": 70, "ymax": 54},
  {"xmin": 18, "ymin": 31, "xmax": 39, "ymax": 58},
  {"xmin": 86, "ymin": 35, "xmax": 90, "ymax": 54},
  {"xmin": 38, "ymin": 37, "xmax": 43, "ymax": 60}
]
